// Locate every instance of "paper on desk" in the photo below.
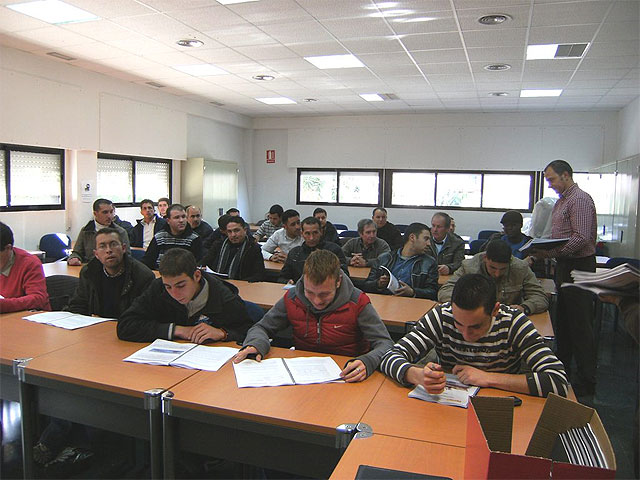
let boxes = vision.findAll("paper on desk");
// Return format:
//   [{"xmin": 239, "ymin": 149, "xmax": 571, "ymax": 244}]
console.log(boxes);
[
  {"xmin": 233, "ymin": 356, "xmax": 343, "ymax": 388},
  {"xmin": 124, "ymin": 339, "xmax": 197, "ymax": 366},
  {"xmin": 408, "ymin": 373, "xmax": 479, "ymax": 408},
  {"xmin": 23, "ymin": 311, "xmax": 113, "ymax": 329},
  {"xmin": 123, "ymin": 339, "xmax": 238, "ymax": 371},
  {"xmin": 282, "ymin": 356, "xmax": 343, "ymax": 385}
]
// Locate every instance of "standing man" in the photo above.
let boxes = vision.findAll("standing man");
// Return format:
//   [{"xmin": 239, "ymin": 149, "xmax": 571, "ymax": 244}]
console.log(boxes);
[
  {"xmin": 0, "ymin": 222, "xmax": 50, "ymax": 313},
  {"xmin": 131, "ymin": 199, "xmax": 166, "ymax": 249},
  {"xmin": 201, "ymin": 216, "xmax": 265, "ymax": 282},
  {"xmin": 372, "ymin": 207, "xmax": 403, "ymax": 250},
  {"xmin": 68, "ymin": 198, "xmax": 130, "ymax": 265},
  {"xmin": 342, "ymin": 219, "xmax": 390, "ymax": 267},
  {"xmin": 157, "ymin": 197, "xmax": 170, "ymax": 218},
  {"xmin": 279, "ymin": 217, "xmax": 348, "ymax": 283},
  {"xmin": 142, "ymin": 204, "xmax": 203, "ymax": 270},
  {"xmin": 233, "ymin": 250, "xmax": 393, "ymax": 382},
  {"xmin": 261, "ymin": 209, "xmax": 303, "ymax": 263},
  {"xmin": 313, "ymin": 207, "xmax": 340, "ymax": 245},
  {"xmin": 363, "ymin": 223, "xmax": 438, "ymax": 300},
  {"xmin": 428, "ymin": 212, "xmax": 465, "ymax": 275},
  {"xmin": 186, "ymin": 205, "xmax": 214, "ymax": 243},
  {"xmin": 253, "ymin": 204, "xmax": 283, "ymax": 242},
  {"xmin": 533, "ymin": 159, "xmax": 598, "ymax": 397}
]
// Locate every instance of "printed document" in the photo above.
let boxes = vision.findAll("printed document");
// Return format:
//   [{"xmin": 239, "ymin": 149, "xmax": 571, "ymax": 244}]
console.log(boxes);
[
  {"xmin": 380, "ymin": 266, "xmax": 401, "ymax": 293},
  {"xmin": 233, "ymin": 356, "xmax": 343, "ymax": 388},
  {"xmin": 123, "ymin": 339, "xmax": 238, "ymax": 371},
  {"xmin": 408, "ymin": 373, "xmax": 480, "ymax": 408},
  {"xmin": 23, "ymin": 311, "xmax": 113, "ymax": 330}
]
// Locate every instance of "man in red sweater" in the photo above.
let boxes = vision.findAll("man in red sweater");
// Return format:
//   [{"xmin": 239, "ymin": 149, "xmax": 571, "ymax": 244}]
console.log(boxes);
[{"xmin": 0, "ymin": 222, "xmax": 51, "ymax": 313}]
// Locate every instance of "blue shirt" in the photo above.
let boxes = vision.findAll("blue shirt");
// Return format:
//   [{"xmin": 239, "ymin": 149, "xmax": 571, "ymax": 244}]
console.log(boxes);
[
  {"xmin": 502, "ymin": 234, "xmax": 528, "ymax": 259},
  {"xmin": 391, "ymin": 253, "xmax": 418, "ymax": 285}
]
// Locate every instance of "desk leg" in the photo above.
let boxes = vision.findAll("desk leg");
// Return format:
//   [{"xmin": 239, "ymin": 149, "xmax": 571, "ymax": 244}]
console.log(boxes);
[
  {"xmin": 14, "ymin": 360, "xmax": 35, "ymax": 480},
  {"xmin": 144, "ymin": 388, "xmax": 164, "ymax": 480},
  {"xmin": 161, "ymin": 391, "xmax": 175, "ymax": 479}
]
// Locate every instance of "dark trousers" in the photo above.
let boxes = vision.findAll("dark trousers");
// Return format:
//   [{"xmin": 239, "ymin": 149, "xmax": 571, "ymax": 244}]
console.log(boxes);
[{"xmin": 554, "ymin": 255, "xmax": 597, "ymax": 385}]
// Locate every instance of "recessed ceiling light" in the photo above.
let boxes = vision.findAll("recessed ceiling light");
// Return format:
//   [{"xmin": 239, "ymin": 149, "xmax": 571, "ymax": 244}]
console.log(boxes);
[
  {"xmin": 256, "ymin": 97, "xmax": 297, "ymax": 105},
  {"xmin": 360, "ymin": 94, "xmax": 384, "ymax": 102},
  {"xmin": 173, "ymin": 64, "xmax": 228, "ymax": 76},
  {"xmin": 46, "ymin": 51, "xmax": 75, "ymax": 61},
  {"xmin": 484, "ymin": 63, "xmax": 511, "ymax": 71},
  {"xmin": 7, "ymin": 0, "xmax": 98, "ymax": 24},
  {"xmin": 527, "ymin": 44, "xmax": 559, "ymax": 60},
  {"xmin": 488, "ymin": 92, "xmax": 509, "ymax": 97},
  {"xmin": 176, "ymin": 39, "xmax": 204, "ymax": 48},
  {"xmin": 477, "ymin": 14, "xmax": 511, "ymax": 25},
  {"xmin": 520, "ymin": 89, "xmax": 563, "ymax": 98},
  {"xmin": 304, "ymin": 54, "xmax": 365, "ymax": 69},
  {"xmin": 253, "ymin": 74, "xmax": 275, "ymax": 81},
  {"xmin": 303, "ymin": 98, "xmax": 318, "ymax": 102},
  {"xmin": 216, "ymin": 0, "xmax": 259, "ymax": 4}
]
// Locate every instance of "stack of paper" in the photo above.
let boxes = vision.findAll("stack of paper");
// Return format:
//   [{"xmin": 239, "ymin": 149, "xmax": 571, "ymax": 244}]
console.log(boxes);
[
  {"xmin": 23, "ymin": 311, "xmax": 113, "ymax": 330},
  {"xmin": 123, "ymin": 339, "xmax": 238, "ymax": 371},
  {"xmin": 553, "ymin": 423, "xmax": 609, "ymax": 468},
  {"xmin": 233, "ymin": 356, "xmax": 343, "ymax": 388},
  {"xmin": 408, "ymin": 373, "xmax": 480, "ymax": 408},
  {"xmin": 564, "ymin": 263, "xmax": 639, "ymax": 296}
]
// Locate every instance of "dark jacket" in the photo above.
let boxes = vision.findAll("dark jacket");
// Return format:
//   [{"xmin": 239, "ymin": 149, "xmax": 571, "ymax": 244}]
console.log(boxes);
[
  {"xmin": 117, "ymin": 272, "xmax": 252, "ymax": 343},
  {"xmin": 321, "ymin": 221, "xmax": 340, "ymax": 245},
  {"xmin": 142, "ymin": 223, "xmax": 203, "ymax": 269},
  {"xmin": 192, "ymin": 221, "xmax": 214, "ymax": 243},
  {"xmin": 376, "ymin": 222, "xmax": 403, "ymax": 250},
  {"xmin": 363, "ymin": 249, "xmax": 439, "ymax": 300},
  {"xmin": 130, "ymin": 215, "xmax": 167, "ymax": 248},
  {"xmin": 114, "ymin": 216, "xmax": 134, "ymax": 236},
  {"xmin": 426, "ymin": 232, "xmax": 466, "ymax": 274},
  {"xmin": 279, "ymin": 241, "xmax": 349, "ymax": 283},
  {"xmin": 201, "ymin": 237, "xmax": 265, "ymax": 282},
  {"xmin": 68, "ymin": 254, "xmax": 155, "ymax": 317},
  {"xmin": 68, "ymin": 220, "xmax": 130, "ymax": 263}
]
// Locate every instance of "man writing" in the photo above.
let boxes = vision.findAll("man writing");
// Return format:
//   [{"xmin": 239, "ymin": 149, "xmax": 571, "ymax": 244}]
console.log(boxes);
[
  {"xmin": 233, "ymin": 250, "xmax": 393, "ymax": 382},
  {"xmin": 428, "ymin": 212, "xmax": 465, "ymax": 275},
  {"xmin": 372, "ymin": 207, "xmax": 403, "ymax": 250},
  {"xmin": 131, "ymin": 199, "xmax": 166, "ymax": 249},
  {"xmin": 342, "ymin": 218, "xmax": 390, "ymax": 267},
  {"xmin": 118, "ymin": 249, "xmax": 252, "ymax": 343},
  {"xmin": 68, "ymin": 198, "xmax": 130, "ymax": 265},
  {"xmin": 363, "ymin": 222, "xmax": 438, "ymax": 300},
  {"xmin": 261, "ymin": 209, "xmax": 303, "ymax": 263},
  {"xmin": 381, "ymin": 274, "xmax": 568, "ymax": 397},
  {"xmin": 201, "ymin": 216, "xmax": 264, "ymax": 282},
  {"xmin": 439, "ymin": 239, "xmax": 548, "ymax": 315}
]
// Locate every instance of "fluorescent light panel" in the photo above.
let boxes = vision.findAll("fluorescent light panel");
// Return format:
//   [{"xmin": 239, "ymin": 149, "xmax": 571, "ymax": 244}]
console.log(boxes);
[
  {"xmin": 7, "ymin": 0, "xmax": 98, "ymax": 24},
  {"xmin": 526, "ymin": 44, "xmax": 559, "ymax": 60},
  {"xmin": 360, "ymin": 94, "xmax": 384, "ymax": 102},
  {"xmin": 520, "ymin": 89, "xmax": 563, "ymax": 97},
  {"xmin": 256, "ymin": 97, "xmax": 296, "ymax": 105},
  {"xmin": 173, "ymin": 64, "xmax": 228, "ymax": 76},
  {"xmin": 304, "ymin": 54, "xmax": 365, "ymax": 69}
]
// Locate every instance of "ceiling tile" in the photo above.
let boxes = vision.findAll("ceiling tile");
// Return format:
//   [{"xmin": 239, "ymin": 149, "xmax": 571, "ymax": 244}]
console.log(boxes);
[
  {"xmin": 595, "ymin": 22, "xmax": 639, "ymax": 42},
  {"xmin": 12, "ymin": 26, "xmax": 91, "ymax": 48},
  {"xmin": 466, "ymin": 46, "xmax": 523, "ymax": 62},
  {"xmin": 524, "ymin": 58, "xmax": 580, "ymax": 72},
  {"xmin": 401, "ymin": 32, "xmax": 464, "ymax": 50},
  {"xmin": 0, "ymin": 5, "xmax": 49, "ymax": 31},
  {"xmin": 587, "ymin": 41, "xmax": 639, "ymax": 58},
  {"xmin": 532, "ymin": 1, "xmax": 612, "ymax": 26},
  {"xmin": 389, "ymin": 16, "xmax": 458, "ymax": 36},
  {"xmin": 164, "ymin": 5, "xmax": 247, "ymax": 30},
  {"xmin": 606, "ymin": 0, "xmax": 639, "ymax": 22},
  {"xmin": 421, "ymin": 62, "xmax": 471, "ymax": 75},
  {"xmin": 187, "ymin": 47, "xmax": 251, "ymax": 64},
  {"xmin": 580, "ymin": 56, "xmax": 639, "ymax": 70},
  {"xmin": 359, "ymin": 52, "xmax": 415, "ymax": 68},
  {"xmin": 463, "ymin": 28, "xmax": 527, "ymax": 48},
  {"xmin": 234, "ymin": 44, "xmax": 298, "ymax": 61},
  {"xmin": 66, "ymin": 0, "xmax": 155, "ymax": 18},
  {"xmin": 284, "ymin": 41, "xmax": 348, "ymax": 57},
  {"xmin": 321, "ymin": 17, "xmax": 394, "ymax": 39},
  {"xmin": 258, "ymin": 21, "xmax": 334, "ymax": 44},
  {"xmin": 522, "ymin": 70, "xmax": 574, "ymax": 83},
  {"xmin": 227, "ymin": 0, "xmax": 312, "ymax": 24},
  {"xmin": 204, "ymin": 25, "xmax": 278, "ymax": 48},
  {"xmin": 528, "ymin": 24, "xmax": 600, "ymax": 44},
  {"xmin": 340, "ymin": 37, "xmax": 406, "ymax": 55}
]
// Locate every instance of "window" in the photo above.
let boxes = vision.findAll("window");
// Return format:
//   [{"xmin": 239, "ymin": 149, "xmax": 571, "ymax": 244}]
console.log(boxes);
[
  {"xmin": 97, "ymin": 154, "xmax": 171, "ymax": 206},
  {"xmin": 389, "ymin": 172, "xmax": 435, "ymax": 207},
  {"xmin": 297, "ymin": 169, "xmax": 382, "ymax": 206},
  {"xmin": 0, "ymin": 144, "xmax": 64, "ymax": 211},
  {"xmin": 542, "ymin": 172, "xmax": 616, "ymax": 215},
  {"xmin": 436, "ymin": 173, "xmax": 482, "ymax": 208}
]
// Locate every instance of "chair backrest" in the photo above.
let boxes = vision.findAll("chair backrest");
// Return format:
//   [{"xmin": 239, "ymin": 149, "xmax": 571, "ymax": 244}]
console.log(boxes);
[
  {"xmin": 339, "ymin": 230, "xmax": 359, "ymax": 238},
  {"xmin": 477, "ymin": 230, "xmax": 500, "ymax": 240},
  {"xmin": 605, "ymin": 257, "xmax": 640, "ymax": 269},
  {"xmin": 469, "ymin": 239, "xmax": 485, "ymax": 255},
  {"xmin": 244, "ymin": 300, "xmax": 265, "ymax": 323},
  {"xmin": 395, "ymin": 224, "xmax": 408, "ymax": 234},
  {"xmin": 39, "ymin": 233, "xmax": 71, "ymax": 262},
  {"xmin": 130, "ymin": 249, "xmax": 146, "ymax": 261},
  {"xmin": 333, "ymin": 223, "xmax": 348, "ymax": 230},
  {"xmin": 45, "ymin": 275, "xmax": 79, "ymax": 311}
]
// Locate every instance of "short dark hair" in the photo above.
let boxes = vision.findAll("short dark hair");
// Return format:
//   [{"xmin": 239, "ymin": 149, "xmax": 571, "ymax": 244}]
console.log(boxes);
[
  {"xmin": 302, "ymin": 216, "xmax": 321, "ymax": 229},
  {"xmin": 94, "ymin": 227, "xmax": 122, "ymax": 247},
  {"xmin": 303, "ymin": 250, "xmax": 341, "ymax": 284},
  {"xmin": 0, "ymin": 222, "xmax": 14, "ymax": 249},
  {"xmin": 269, "ymin": 204, "xmax": 284, "ymax": 216},
  {"xmin": 357, "ymin": 218, "xmax": 375, "ymax": 233},
  {"xmin": 159, "ymin": 248, "xmax": 197, "ymax": 279},
  {"xmin": 485, "ymin": 239, "xmax": 512, "ymax": 263},
  {"xmin": 226, "ymin": 208, "xmax": 239, "ymax": 215},
  {"xmin": 451, "ymin": 274, "xmax": 496, "ymax": 315},
  {"xmin": 372, "ymin": 207, "xmax": 387, "ymax": 216},
  {"xmin": 166, "ymin": 204, "xmax": 185, "ymax": 218},
  {"xmin": 140, "ymin": 199, "xmax": 154, "ymax": 208},
  {"xmin": 282, "ymin": 209, "xmax": 300, "ymax": 225},
  {"xmin": 545, "ymin": 160, "xmax": 573, "ymax": 177},
  {"xmin": 92, "ymin": 198, "xmax": 112, "ymax": 212},
  {"xmin": 218, "ymin": 214, "xmax": 232, "ymax": 229},
  {"xmin": 158, "ymin": 197, "xmax": 170, "ymax": 205},
  {"xmin": 432, "ymin": 212, "xmax": 451, "ymax": 228},
  {"xmin": 226, "ymin": 216, "xmax": 246, "ymax": 228},
  {"xmin": 313, "ymin": 207, "xmax": 327, "ymax": 216},
  {"xmin": 404, "ymin": 222, "xmax": 428, "ymax": 244}
]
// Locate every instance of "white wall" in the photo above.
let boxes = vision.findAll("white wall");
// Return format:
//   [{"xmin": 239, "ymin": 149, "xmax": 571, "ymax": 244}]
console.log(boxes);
[
  {"xmin": 251, "ymin": 111, "xmax": 619, "ymax": 239},
  {"xmin": 616, "ymin": 97, "xmax": 640, "ymax": 160}
]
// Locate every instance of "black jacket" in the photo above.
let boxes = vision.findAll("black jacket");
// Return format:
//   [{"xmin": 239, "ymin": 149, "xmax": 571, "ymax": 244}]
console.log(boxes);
[
  {"xmin": 130, "ymin": 215, "xmax": 167, "ymax": 248},
  {"xmin": 117, "ymin": 272, "xmax": 252, "ymax": 343},
  {"xmin": 279, "ymin": 241, "xmax": 349, "ymax": 283},
  {"xmin": 201, "ymin": 237, "xmax": 265, "ymax": 282},
  {"xmin": 321, "ymin": 221, "xmax": 340, "ymax": 245},
  {"xmin": 68, "ymin": 254, "xmax": 155, "ymax": 317},
  {"xmin": 142, "ymin": 223, "xmax": 204, "ymax": 269},
  {"xmin": 376, "ymin": 222, "xmax": 404, "ymax": 250}
]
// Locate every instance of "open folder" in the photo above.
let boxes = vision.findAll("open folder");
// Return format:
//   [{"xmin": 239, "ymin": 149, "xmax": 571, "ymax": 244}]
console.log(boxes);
[
  {"xmin": 123, "ymin": 339, "xmax": 238, "ymax": 371},
  {"xmin": 233, "ymin": 356, "xmax": 343, "ymax": 388}
]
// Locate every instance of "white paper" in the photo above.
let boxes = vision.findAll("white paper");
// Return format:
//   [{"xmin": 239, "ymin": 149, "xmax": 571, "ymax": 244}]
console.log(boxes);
[
  {"xmin": 233, "ymin": 358, "xmax": 295, "ymax": 388},
  {"xmin": 283, "ymin": 356, "xmax": 342, "ymax": 385},
  {"xmin": 172, "ymin": 345, "xmax": 238, "ymax": 371},
  {"xmin": 23, "ymin": 312, "xmax": 113, "ymax": 329},
  {"xmin": 408, "ymin": 374, "xmax": 480, "ymax": 408},
  {"xmin": 124, "ymin": 339, "xmax": 197, "ymax": 366},
  {"xmin": 380, "ymin": 266, "xmax": 401, "ymax": 293}
]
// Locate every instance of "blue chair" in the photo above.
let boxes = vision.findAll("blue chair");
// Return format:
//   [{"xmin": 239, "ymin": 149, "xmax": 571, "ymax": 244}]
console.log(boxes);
[
  {"xmin": 130, "ymin": 249, "xmax": 146, "ymax": 261},
  {"xmin": 38, "ymin": 233, "xmax": 71, "ymax": 263},
  {"xmin": 396, "ymin": 224, "xmax": 408, "ymax": 234},
  {"xmin": 469, "ymin": 239, "xmax": 484, "ymax": 255},
  {"xmin": 339, "ymin": 230, "xmax": 359, "ymax": 238},
  {"xmin": 333, "ymin": 223, "xmax": 348, "ymax": 230},
  {"xmin": 244, "ymin": 300, "xmax": 265, "ymax": 323},
  {"xmin": 477, "ymin": 230, "xmax": 499, "ymax": 240},
  {"xmin": 605, "ymin": 257, "xmax": 640, "ymax": 269}
]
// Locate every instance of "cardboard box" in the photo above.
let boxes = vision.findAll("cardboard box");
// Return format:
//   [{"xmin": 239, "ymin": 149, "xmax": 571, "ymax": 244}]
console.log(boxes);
[{"xmin": 464, "ymin": 394, "xmax": 616, "ymax": 479}]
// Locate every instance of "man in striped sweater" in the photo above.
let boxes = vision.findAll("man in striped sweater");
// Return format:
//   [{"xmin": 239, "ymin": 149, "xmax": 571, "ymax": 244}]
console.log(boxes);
[{"xmin": 381, "ymin": 273, "xmax": 568, "ymax": 397}]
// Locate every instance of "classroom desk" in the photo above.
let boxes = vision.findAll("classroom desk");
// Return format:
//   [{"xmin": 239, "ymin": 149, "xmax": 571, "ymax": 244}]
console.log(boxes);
[
  {"xmin": 329, "ymin": 434, "xmax": 465, "ymax": 480},
  {"xmin": 42, "ymin": 261, "xmax": 82, "ymax": 278},
  {"xmin": 162, "ymin": 347, "xmax": 386, "ymax": 478},
  {"xmin": 264, "ymin": 260, "xmax": 371, "ymax": 280}
]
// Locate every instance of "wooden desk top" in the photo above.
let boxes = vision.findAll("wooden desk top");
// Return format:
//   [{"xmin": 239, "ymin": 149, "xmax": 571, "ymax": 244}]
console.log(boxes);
[
  {"xmin": 228, "ymin": 279, "xmax": 286, "ymax": 309},
  {"xmin": 360, "ymin": 378, "xmax": 547, "ymax": 452},
  {"xmin": 529, "ymin": 311, "xmax": 553, "ymax": 338},
  {"xmin": 264, "ymin": 260, "xmax": 283, "ymax": 272},
  {"xmin": 168, "ymin": 347, "xmax": 385, "ymax": 436},
  {"xmin": 23, "ymin": 323, "xmax": 198, "ymax": 398},
  {"xmin": 264, "ymin": 261, "xmax": 370, "ymax": 281},
  {"xmin": 329, "ymin": 434, "xmax": 465, "ymax": 480},
  {"xmin": 42, "ymin": 262, "xmax": 83, "ymax": 278}
]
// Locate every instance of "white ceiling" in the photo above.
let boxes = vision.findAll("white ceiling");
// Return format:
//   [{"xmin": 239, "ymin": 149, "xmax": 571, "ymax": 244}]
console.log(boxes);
[{"xmin": 0, "ymin": 0, "xmax": 638, "ymax": 117}]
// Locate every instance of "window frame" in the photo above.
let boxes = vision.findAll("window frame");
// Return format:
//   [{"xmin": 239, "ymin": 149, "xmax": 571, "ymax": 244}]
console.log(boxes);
[
  {"xmin": 0, "ymin": 143, "xmax": 65, "ymax": 212},
  {"xmin": 97, "ymin": 152, "xmax": 172, "ymax": 208},
  {"xmin": 296, "ymin": 168, "xmax": 383, "ymax": 207}
]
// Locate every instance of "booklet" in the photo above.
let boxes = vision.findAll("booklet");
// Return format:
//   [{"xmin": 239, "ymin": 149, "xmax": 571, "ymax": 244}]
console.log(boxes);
[
  {"xmin": 519, "ymin": 237, "xmax": 569, "ymax": 252},
  {"xmin": 23, "ymin": 311, "xmax": 113, "ymax": 330},
  {"xmin": 123, "ymin": 339, "xmax": 238, "ymax": 372},
  {"xmin": 408, "ymin": 373, "xmax": 480, "ymax": 408},
  {"xmin": 380, "ymin": 265, "xmax": 401, "ymax": 293},
  {"xmin": 233, "ymin": 356, "xmax": 343, "ymax": 388}
]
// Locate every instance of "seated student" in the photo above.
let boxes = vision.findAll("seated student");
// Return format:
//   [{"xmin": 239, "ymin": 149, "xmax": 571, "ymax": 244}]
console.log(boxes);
[
  {"xmin": 233, "ymin": 250, "xmax": 393, "ymax": 381},
  {"xmin": 363, "ymin": 222, "xmax": 438, "ymax": 300},
  {"xmin": 372, "ymin": 207, "xmax": 403, "ymax": 250},
  {"xmin": 186, "ymin": 205, "xmax": 214, "ymax": 243},
  {"xmin": 342, "ymin": 218, "xmax": 390, "ymax": 267},
  {"xmin": 0, "ymin": 222, "xmax": 50, "ymax": 313},
  {"xmin": 253, "ymin": 204, "xmax": 283, "ymax": 242},
  {"xmin": 481, "ymin": 210, "xmax": 532, "ymax": 260},
  {"xmin": 313, "ymin": 207, "xmax": 340, "ymax": 245},
  {"xmin": 226, "ymin": 208, "xmax": 240, "ymax": 216},
  {"xmin": 201, "ymin": 216, "xmax": 265, "ymax": 282},
  {"xmin": 157, "ymin": 197, "xmax": 170, "ymax": 219},
  {"xmin": 118, "ymin": 249, "xmax": 252, "ymax": 343},
  {"xmin": 261, "ymin": 209, "xmax": 303, "ymax": 263},
  {"xmin": 68, "ymin": 228, "xmax": 155, "ymax": 317},
  {"xmin": 68, "ymin": 198, "xmax": 130, "ymax": 265},
  {"xmin": 427, "ymin": 212, "xmax": 465, "ymax": 275},
  {"xmin": 438, "ymin": 239, "xmax": 548, "ymax": 315},
  {"xmin": 279, "ymin": 217, "xmax": 348, "ymax": 283},
  {"xmin": 142, "ymin": 204, "xmax": 204, "ymax": 270},
  {"xmin": 381, "ymin": 274, "xmax": 568, "ymax": 397},
  {"xmin": 131, "ymin": 199, "xmax": 167, "ymax": 248},
  {"xmin": 112, "ymin": 208, "xmax": 134, "ymax": 239}
]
